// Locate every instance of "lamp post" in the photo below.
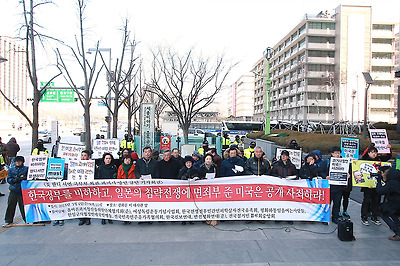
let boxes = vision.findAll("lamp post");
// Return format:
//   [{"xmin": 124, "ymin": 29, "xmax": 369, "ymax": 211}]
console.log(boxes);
[
  {"xmin": 362, "ymin": 72, "xmax": 373, "ymax": 139},
  {"xmin": 264, "ymin": 47, "xmax": 272, "ymax": 135},
  {"xmin": 88, "ymin": 48, "xmax": 112, "ymax": 139}
]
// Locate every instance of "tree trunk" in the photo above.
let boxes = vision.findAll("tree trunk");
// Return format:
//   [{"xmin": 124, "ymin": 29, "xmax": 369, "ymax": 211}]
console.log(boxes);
[
  {"xmin": 182, "ymin": 123, "xmax": 190, "ymax": 143},
  {"xmin": 31, "ymin": 89, "xmax": 40, "ymax": 152},
  {"xmin": 84, "ymin": 102, "xmax": 91, "ymax": 151},
  {"xmin": 127, "ymin": 107, "xmax": 132, "ymax": 135}
]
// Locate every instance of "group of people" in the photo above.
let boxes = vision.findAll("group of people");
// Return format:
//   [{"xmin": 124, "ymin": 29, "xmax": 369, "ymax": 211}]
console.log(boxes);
[{"xmin": 1, "ymin": 134, "xmax": 400, "ymax": 242}]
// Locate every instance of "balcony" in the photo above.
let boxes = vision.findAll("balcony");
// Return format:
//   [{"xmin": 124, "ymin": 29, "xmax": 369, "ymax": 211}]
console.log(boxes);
[
  {"xmin": 372, "ymin": 31, "xmax": 394, "ymax": 38},
  {"xmin": 371, "ymin": 58, "xmax": 394, "ymax": 66},
  {"xmin": 307, "ymin": 57, "xmax": 335, "ymax": 64},
  {"xmin": 371, "ymin": 44, "xmax": 394, "ymax": 52},
  {"xmin": 308, "ymin": 29, "xmax": 336, "ymax": 36},
  {"xmin": 307, "ymin": 43, "xmax": 335, "ymax": 50}
]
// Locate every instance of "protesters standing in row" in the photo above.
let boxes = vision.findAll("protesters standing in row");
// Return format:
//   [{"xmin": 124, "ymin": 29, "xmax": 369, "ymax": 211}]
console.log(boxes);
[
  {"xmin": 171, "ymin": 148, "xmax": 184, "ymax": 168},
  {"xmin": 155, "ymin": 149, "xmax": 180, "ymax": 179},
  {"xmin": 360, "ymin": 145, "xmax": 391, "ymax": 226},
  {"xmin": 209, "ymin": 148, "xmax": 223, "ymax": 170},
  {"xmin": 271, "ymin": 150, "xmax": 297, "ymax": 178},
  {"xmin": 199, "ymin": 153, "xmax": 218, "ymax": 179},
  {"xmin": 116, "ymin": 155, "xmax": 136, "ymax": 179},
  {"xmin": 192, "ymin": 151, "xmax": 204, "ymax": 170},
  {"xmin": 3, "ymin": 156, "xmax": 27, "ymax": 227},
  {"xmin": 298, "ymin": 153, "xmax": 319, "ymax": 180},
  {"xmin": 219, "ymin": 147, "xmax": 245, "ymax": 177},
  {"xmin": 78, "ymin": 150, "xmax": 92, "ymax": 226},
  {"xmin": 179, "ymin": 156, "xmax": 200, "ymax": 180},
  {"xmin": 245, "ymin": 146, "xmax": 271, "ymax": 176},
  {"xmin": 134, "ymin": 146, "xmax": 158, "ymax": 179}
]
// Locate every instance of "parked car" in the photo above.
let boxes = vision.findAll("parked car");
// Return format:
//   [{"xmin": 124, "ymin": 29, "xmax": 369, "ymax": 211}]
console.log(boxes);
[
  {"xmin": 72, "ymin": 128, "xmax": 83, "ymax": 136},
  {"xmin": 38, "ymin": 131, "xmax": 51, "ymax": 143}
]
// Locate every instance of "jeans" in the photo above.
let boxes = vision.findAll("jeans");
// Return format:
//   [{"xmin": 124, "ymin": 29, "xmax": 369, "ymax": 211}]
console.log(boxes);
[{"xmin": 381, "ymin": 202, "xmax": 400, "ymax": 235}]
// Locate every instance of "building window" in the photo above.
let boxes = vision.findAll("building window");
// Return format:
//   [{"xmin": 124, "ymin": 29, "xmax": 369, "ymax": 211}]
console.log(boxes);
[
  {"xmin": 372, "ymin": 52, "xmax": 392, "ymax": 59},
  {"xmin": 308, "ymin": 36, "xmax": 335, "ymax": 44},
  {"xmin": 372, "ymin": 38, "xmax": 393, "ymax": 45},
  {"xmin": 371, "ymin": 108, "xmax": 391, "ymax": 114},
  {"xmin": 308, "ymin": 64, "xmax": 335, "ymax": 72},
  {"xmin": 299, "ymin": 24, "xmax": 306, "ymax": 35},
  {"xmin": 308, "ymin": 22, "xmax": 335, "ymax": 30},
  {"xmin": 291, "ymin": 31, "xmax": 298, "ymax": 41},
  {"xmin": 371, "ymin": 94, "xmax": 391, "ymax": 100},
  {"xmin": 371, "ymin": 66, "xmax": 392, "ymax": 72},
  {"xmin": 372, "ymin": 24, "xmax": 393, "ymax": 31},
  {"xmin": 373, "ymin": 80, "xmax": 392, "ymax": 87},
  {"xmin": 298, "ymin": 38, "xmax": 306, "ymax": 48},
  {"xmin": 308, "ymin": 92, "xmax": 333, "ymax": 100},
  {"xmin": 308, "ymin": 50, "xmax": 335, "ymax": 58}
]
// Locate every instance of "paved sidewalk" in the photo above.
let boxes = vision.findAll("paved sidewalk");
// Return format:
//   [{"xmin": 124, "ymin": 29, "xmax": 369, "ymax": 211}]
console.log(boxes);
[{"xmin": 0, "ymin": 182, "xmax": 399, "ymax": 265}]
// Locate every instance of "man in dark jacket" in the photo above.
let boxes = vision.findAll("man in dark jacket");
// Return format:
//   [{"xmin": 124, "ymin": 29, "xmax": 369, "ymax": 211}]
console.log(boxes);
[
  {"xmin": 155, "ymin": 149, "xmax": 180, "ymax": 179},
  {"xmin": 209, "ymin": 148, "xmax": 223, "ymax": 170},
  {"xmin": 171, "ymin": 148, "xmax": 184, "ymax": 168},
  {"xmin": 219, "ymin": 147, "xmax": 245, "ymax": 177},
  {"xmin": 6, "ymin": 137, "xmax": 20, "ymax": 168},
  {"xmin": 245, "ymin": 146, "xmax": 271, "ymax": 175},
  {"xmin": 134, "ymin": 146, "xmax": 158, "ymax": 178},
  {"xmin": 3, "ymin": 156, "xmax": 28, "ymax": 227},
  {"xmin": 376, "ymin": 166, "xmax": 400, "ymax": 241},
  {"xmin": 271, "ymin": 150, "xmax": 297, "ymax": 178},
  {"xmin": 298, "ymin": 153, "xmax": 319, "ymax": 180}
]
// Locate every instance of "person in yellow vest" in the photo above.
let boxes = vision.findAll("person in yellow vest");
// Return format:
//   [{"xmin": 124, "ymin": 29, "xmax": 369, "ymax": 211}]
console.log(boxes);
[
  {"xmin": 222, "ymin": 132, "xmax": 231, "ymax": 150},
  {"xmin": 120, "ymin": 134, "xmax": 134, "ymax": 157},
  {"xmin": 232, "ymin": 135, "xmax": 243, "ymax": 146},
  {"xmin": 198, "ymin": 140, "xmax": 209, "ymax": 156},
  {"xmin": 244, "ymin": 141, "xmax": 256, "ymax": 159},
  {"xmin": 31, "ymin": 139, "xmax": 49, "ymax": 156}
]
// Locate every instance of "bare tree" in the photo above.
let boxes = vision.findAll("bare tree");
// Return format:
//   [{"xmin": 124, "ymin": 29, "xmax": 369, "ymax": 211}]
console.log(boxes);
[
  {"xmin": 147, "ymin": 48, "xmax": 234, "ymax": 141},
  {"xmin": 99, "ymin": 19, "xmax": 138, "ymax": 138},
  {"xmin": 0, "ymin": 0, "xmax": 61, "ymax": 150},
  {"xmin": 56, "ymin": 0, "xmax": 103, "ymax": 151}
]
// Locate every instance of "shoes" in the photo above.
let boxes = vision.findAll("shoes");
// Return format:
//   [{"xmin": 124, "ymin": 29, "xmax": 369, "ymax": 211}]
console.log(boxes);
[
  {"xmin": 388, "ymin": 234, "xmax": 400, "ymax": 241},
  {"xmin": 2, "ymin": 222, "xmax": 10, "ymax": 227},
  {"xmin": 287, "ymin": 221, "xmax": 293, "ymax": 225},
  {"xmin": 123, "ymin": 221, "xmax": 131, "ymax": 225},
  {"xmin": 0, "ymin": 192, "xmax": 5, "ymax": 197},
  {"xmin": 101, "ymin": 219, "xmax": 106, "ymax": 225},
  {"xmin": 338, "ymin": 212, "xmax": 342, "ymax": 218},
  {"xmin": 181, "ymin": 221, "xmax": 186, "ymax": 225},
  {"xmin": 332, "ymin": 218, "xmax": 339, "ymax": 224},
  {"xmin": 85, "ymin": 220, "xmax": 91, "ymax": 225},
  {"xmin": 258, "ymin": 220, "xmax": 265, "ymax": 224},
  {"xmin": 78, "ymin": 220, "xmax": 85, "ymax": 226},
  {"xmin": 342, "ymin": 212, "xmax": 350, "ymax": 218},
  {"xmin": 108, "ymin": 220, "xmax": 113, "ymax": 224},
  {"xmin": 371, "ymin": 217, "xmax": 381, "ymax": 226},
  {"xmin": 361, "ymin": 217, "xmax": 369, "ymax": 226},
  {"xmin": 59, "ymin": 221, "xmax": 64, "ymax": 226},
  {"xmin": 189, "ymin": 221, "xmax": 194, "ymax": 225},
  {"xmin": 53, "ymin": 221, "xmax": 59, "ymax": 226}
]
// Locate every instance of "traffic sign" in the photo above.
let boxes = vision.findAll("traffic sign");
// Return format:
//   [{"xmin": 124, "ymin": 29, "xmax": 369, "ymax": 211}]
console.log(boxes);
[{"xmin": 160, "ymin": 136, "xmax": 171, "ymax": 150}]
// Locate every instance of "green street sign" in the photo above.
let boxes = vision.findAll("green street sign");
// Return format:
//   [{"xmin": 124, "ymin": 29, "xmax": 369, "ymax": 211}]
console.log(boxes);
[
  {"xmin": 41, "ymin": 90, "xmax": 58, "ymax": 102},
  {"xmin": 41, "ymin": 89, "xmax": 75, "ymax": 103},
  {"xmin": 40, "ymin": 81, "xmax": 55, "ymax": 88}
]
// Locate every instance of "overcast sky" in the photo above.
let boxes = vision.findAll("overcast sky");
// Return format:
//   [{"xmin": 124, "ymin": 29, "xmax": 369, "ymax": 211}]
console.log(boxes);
[{"xmin": 1, "ymin": 0, "xmax": 399, "ymax": 87}]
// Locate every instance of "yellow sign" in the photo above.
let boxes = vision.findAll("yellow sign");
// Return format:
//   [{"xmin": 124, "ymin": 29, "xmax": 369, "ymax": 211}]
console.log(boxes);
[{"xmin": 351, "ymin": 160, "xmax": 391, "ymax": 188}]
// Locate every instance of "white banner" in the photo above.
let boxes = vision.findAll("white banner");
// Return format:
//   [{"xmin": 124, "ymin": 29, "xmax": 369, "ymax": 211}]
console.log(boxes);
[
  {"xmin": 92, "ymin": 139, "xmax": 120, "ymax": 159},
  {"xmin": 27, "ymin": 155, "xmax": 48, "ymax": 180},
  {"xmin": 57, "ymin": 143, "xmax": 86, "ymax": 162},
  {"xmin": 67, "ymin": 160, "xmax": 95, "ymax": 181},
  {"xmin": 328, "ymin": 157, "xmax": 350, "ymax": 186}
]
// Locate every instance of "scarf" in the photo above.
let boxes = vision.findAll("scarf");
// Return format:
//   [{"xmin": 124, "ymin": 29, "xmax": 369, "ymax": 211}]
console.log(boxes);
[{"xmin": 122, "ymin": 162, "xmax": 133, "ymax": 178}]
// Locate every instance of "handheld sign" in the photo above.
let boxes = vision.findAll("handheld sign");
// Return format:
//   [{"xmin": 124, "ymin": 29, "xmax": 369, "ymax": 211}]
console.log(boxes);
[
  {"xmin": 92, "ymin": 139, "xmax": 119, "ymax": 159},
  {"xmin": 351, "ymin": 159, "xmax": 391, "ymax": 188},
  {"xmin": 340, "ymin": 137, "xmax": 359, "ymax": 160},
  {"xmin": 369, "ymin": 129, "xmax": 390, "ymax": 154},
  {"xmin": 328, "ymin": 157, "xmax": 350, "ymax": 186},
  {"xmin": 57, "ymin": 143, "xmax": 86, "ymax": 162},
  {"xmin": 27, "ymin": 155, "xmax": 48, "ymax": 180},
  {"xmin": 47, "ymin": 158, "xmax": 65, "ymax": 181},
  {"xmin": 67, "ymin": 160, "xmax": 95, "ymax": 181}
]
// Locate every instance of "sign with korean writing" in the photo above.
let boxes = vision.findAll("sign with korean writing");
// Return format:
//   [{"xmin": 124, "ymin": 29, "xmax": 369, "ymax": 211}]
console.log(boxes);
[
  {"xmin": 160, "ymin": 136, "xmax": 171, "ymax": 150},
  {"xmin": 27, "ymin": 155, "xmax": 48, "ymax": 180},
  {"xmin": 328, "ymin": 157, "xmax": 350, "ymax": 186},
  {"xmin": 341, "ymin": 137, "xmax": 359, "ymax": 160},
  {"xmin": 46, "ymin": 158, "xmax": 65, "ymax": 181},
  {"xmin": 275, "ymin": 148, "xmax": 302, "ymax": 169},
  {"xmin": 92, "ymin": 139, "xmax": 119, "ymax": 159},
  {"xmin": 369, "ymin": 129, "xmax": 390, "ymax": 153},
  {"xmin": 57, "ymin": 143, "xmax": 86, "ymax": 162},
  {"xmin": 140, "ymin": 103, "xmax": 155, "ymax": 151},
  {"xmin": 21, "ymin": 176, "xmax": 330, "ymax": 223},
  {"xmin": 351, "ymin": 160, "xmax": 391, "ymax": 188},
  {"xmin": 67, "ymin": 160, "xmax": 95, "ymax": 181}
]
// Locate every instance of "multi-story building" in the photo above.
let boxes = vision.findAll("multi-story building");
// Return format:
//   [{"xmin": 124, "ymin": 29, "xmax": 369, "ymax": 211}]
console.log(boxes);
[
  {"xmin": 227, "ymin": 73, "xmax": 254, "ymax": 120},
  {"xmin": 395, "ymin": 31, "xmax": 400, "ymax": 114},
  {"xmin": 253, "ymin": 5, "xmax": 398, "ymax": 124},
  {"xmin": 0, "ymin": 36, "xmax": 28, "ymax": 115}
]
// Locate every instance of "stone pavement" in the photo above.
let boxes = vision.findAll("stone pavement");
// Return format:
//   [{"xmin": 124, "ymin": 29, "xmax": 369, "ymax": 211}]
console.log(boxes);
[{"xmin": 0, "ymin": 182, "xmax": 399, "ymax": 266}]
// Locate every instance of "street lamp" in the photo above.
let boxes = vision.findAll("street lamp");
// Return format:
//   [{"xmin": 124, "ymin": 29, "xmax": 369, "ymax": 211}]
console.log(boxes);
[
  {"xmin": 362, "ymin": 72, "xmax": 373, "ymax": 139},
  {"xmin": 88, "ymin": 48, "xmax": 112, "ymax": 139},
  {"xmin": 263, "ymin": 47, "xmax": 272, "ymax": 135},
  {"xmin": 0, "ymin": 56, "xmax": 8, "ymax": 63}
]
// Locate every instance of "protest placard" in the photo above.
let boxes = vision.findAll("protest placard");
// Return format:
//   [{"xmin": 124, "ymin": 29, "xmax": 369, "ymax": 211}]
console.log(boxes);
[
  {"xmin": 67, "ymin": 160, "xmax": 95, "ymax": 181},
  {"xmin": 369, "ymin": 129, "xmax": 390, "ymax": 153},
  {"xmin": 328, "ymin": 157, "xmax": 350, "ymax": 185},
  {"xmin": 46, "ymin": 158, "xmax": 65, "ymax": 181},
  {"xmin": 340, "ymin": 137, "xmax": 359, "ymax": 160},
  {"xmin": 22, "ymin": 176, "xmax": 330, "ymax": 223},
  {"xmin": 27, "ymin": 155, "xmax": 48, "ymax": 180},
  {"xmin": 57, "ymin": 143, "xmax": 86, "ymax": 162},
  {"xmin": 351, "ymin": 159, "xmax": 391, "ymax": 188},
  {"xmin": 275, "ymin": 148, "xmax": 302, "ymax": 169},
  {"xmin": 92, "ymin": 139, "xmax": 119, "ymax": 159}
]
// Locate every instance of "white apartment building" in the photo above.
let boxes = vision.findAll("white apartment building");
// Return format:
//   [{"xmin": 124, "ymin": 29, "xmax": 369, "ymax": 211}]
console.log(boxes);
[
  {"xmin": 253, "ymin": 5, "xmax": 398, "ymax": 124},
  {"xmin": 227, "ymin": 73, "xmax": 255, "ymax": 120}
]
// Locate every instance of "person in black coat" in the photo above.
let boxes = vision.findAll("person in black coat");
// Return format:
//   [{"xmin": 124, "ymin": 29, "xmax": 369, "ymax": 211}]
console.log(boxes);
[
  {"xmin": 199, "ymin": 154, "xmax": 218, "ymax": 179},
  {"xmin": 376, "ymin": 166, "xmax": 400, "ymax": 241},
  {"xmin": 134, "ymin": 146, "xmax": 158, "ymax": 178},
  {"xmin": 271, "ymin": 150, "xmax": 297, "ymax": 178},
  {"xmin": 179, "ymin": 156, "xmax": 200, "ymax": 180},
  {"xmin": 219, "ymin": 147, "xmax": 245, "ymax": 177},
  {"xmin": 298, "ymin": 153, "xmax": 318, "ymax": 180},
  {"xmin": 96, "ymin": 153, "xmax": 118, "ymax": 179},
  {"xmin": 6, "ymin": 137, "xmax": 20, "ymax": 168},
  {"xmin": 245, "ymin": 146, "xmax": 271, "ymax": 176},
  {"xmin": 171, "ymin": 148, "xmax": 184, "ymax": 168},
  {"xmin": 155, "ymin": 149, "xmax": 180, "ymax": 179}
]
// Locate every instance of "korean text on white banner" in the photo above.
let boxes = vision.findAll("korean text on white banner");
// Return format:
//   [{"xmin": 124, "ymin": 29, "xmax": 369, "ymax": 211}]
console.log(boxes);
[
  {"xmin": 275, "ymin": 148, "xmax": 302, "ymax": 169},
  {"xmin": 328, "ymin": 157, "xmax": 350, "ymax": 186},
  {"xmin": 46, "ymin": 158, "xmax": 66, "ymax": 181},
  {"xmin": 340, "ymin": 137, "xmax": 359, "ymax": 160},
  {"xmin": 369, "ymin": 129, "xmax": 390, "ymax": 153},
  {"xmin": 27, "ymin": 155, "xmax": 48, "ymax": 180},
  {"xmin": 92, "ymin": 139, "xmax": 119, "ymax": 159},
  {"xmin": 67, "ymin": 160, "xmax": 95, "ymax": 181},
  {"xmin": 57, "ymin": 143, "xmax": 86, "ymax": 162},
  {"xmin": 21, "ymin": 176, "xmax": 330, "ymax": 223},
  {"xmin": 140, "ymin": 103, "xmax": 155, "ymax": 152}
]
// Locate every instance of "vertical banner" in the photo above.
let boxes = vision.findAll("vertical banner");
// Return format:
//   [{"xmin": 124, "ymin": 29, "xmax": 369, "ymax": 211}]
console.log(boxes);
[
  {"xmin": 67, "ymin": 160, "xmax": 95, "ymax": 181},
  {"xmin": 57, "ymin": 143, "xmax": 86, "ymax": 162},
  {"xmin": 92, "ymin": 139, "xmax": 120, "ymax": 159},
  {"xmin": 369, "ymin": 129, "xmax": 390, "ymax": 153},
  {"xmin": 27, "ymin": 155, "xmax": 48, "ymax": 180},
  {"xmin": 275, "ymin": 148, "xmax": 302, "ymax": 169},
  {"xmin": 351, "ymin": 160, "xmax": 391, "ymax": 188},
  {"xmin": 140, "ymin": 103, "xmax": 155, "ymax": 152},
  {"xmin": 160, "ymin": 136, "xmax": 171, "ymax": 150},
  {"xmin": 340, "ymin": 137, "xmax": 359, "ymax": 160},
  {"xmin": 46, "ymin": 158, "xmax": 66, "ymax": 180},
  {"xmin": 328, "ymin": 157, "xmax": 350, "ymax": 186}
]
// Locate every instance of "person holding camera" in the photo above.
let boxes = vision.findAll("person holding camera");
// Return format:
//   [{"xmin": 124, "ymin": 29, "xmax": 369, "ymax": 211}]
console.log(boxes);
[{"xmin": 376, "ymin": 166, "xmax": 400, "ymax": 241}]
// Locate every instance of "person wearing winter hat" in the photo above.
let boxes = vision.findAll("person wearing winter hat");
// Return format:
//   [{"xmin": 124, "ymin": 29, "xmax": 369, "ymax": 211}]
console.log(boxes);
[
  {"xmin": 32, "ymin": 139, "xmax": 49, "ymax": 156},
  {"xmin": 192, "ymin": 150, "xmax": 204, "ymax": 170},
  {"xmin": 178, "ymin": 156, "xmax": 200, "ymax": 180},
  {"xmin": 3, "ymin": 156, "xmax": 28, "ymax": 227}
]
